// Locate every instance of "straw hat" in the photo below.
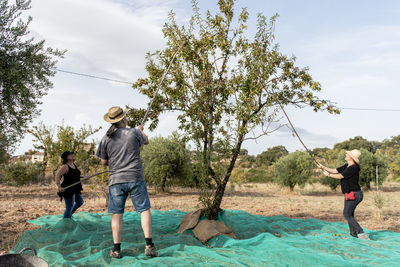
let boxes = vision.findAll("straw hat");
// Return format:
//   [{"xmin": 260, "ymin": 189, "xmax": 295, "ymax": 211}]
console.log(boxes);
[
  {"xmin": 104, "ymin": 106, "xmax": 127, "ymax": 123},
  {"xmin": 346, "ymin": 149, "xmax": 361, "ymax": 164}
]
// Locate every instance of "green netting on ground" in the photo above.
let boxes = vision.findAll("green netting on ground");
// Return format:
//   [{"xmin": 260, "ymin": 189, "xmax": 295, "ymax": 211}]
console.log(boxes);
[{"xmin": 12, "ymin": 210, "xmax": 400, "ymax": 266}]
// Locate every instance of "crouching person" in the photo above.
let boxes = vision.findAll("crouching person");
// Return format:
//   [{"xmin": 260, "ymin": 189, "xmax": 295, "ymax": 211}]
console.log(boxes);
[{"xmin": 97, "ymin": 106, "xmax": 158, "ymax": 259}]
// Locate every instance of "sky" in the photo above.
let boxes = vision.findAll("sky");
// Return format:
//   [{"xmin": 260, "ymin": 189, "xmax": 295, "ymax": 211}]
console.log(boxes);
[{"xmin": 14, "ymin": 0, "xmax": 400, "ymax": 155}]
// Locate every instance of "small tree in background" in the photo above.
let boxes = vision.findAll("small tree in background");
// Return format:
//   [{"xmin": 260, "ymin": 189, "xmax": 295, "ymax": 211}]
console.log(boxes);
[
  {"xmin": 141, "ymin": 133, "xmax": 193, "ymax": 192},
  {"xmin": 29, "ymin": 122, "xmax": 101, "ymax": 175},
  {"xmin": 358, "ymin": 149, "xmax": 389, "ymax": 189},
  {"xmin": 129, "ymin": 0, "xmax": 338, "ymax": 219},
  {"xmin": 273, "ymin": 151, "xmax": 312, "ymax": 191}
]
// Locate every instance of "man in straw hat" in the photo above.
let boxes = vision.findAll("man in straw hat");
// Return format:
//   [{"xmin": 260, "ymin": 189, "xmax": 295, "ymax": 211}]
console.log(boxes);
[
  {"xmin": 318, "ymin": 149, "xmax": 369, "ymax": 240},
  {"xmin": 97, "ymin": 106, "xmax": 158, "ymax": 258}
]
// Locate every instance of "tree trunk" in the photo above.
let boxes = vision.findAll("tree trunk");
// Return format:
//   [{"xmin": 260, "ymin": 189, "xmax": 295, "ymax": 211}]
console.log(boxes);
[
  {"xmin": 161, "ymin": 176, "xmax": 167, "ymax": 192},
  {"xmin": 206, "ymin": 182, "xmax": 226, "ymax": 219},
  {"xmin": 205, "ymin": 132, "xmax": 245, "ymax": 219},
  {"xmin": 366, "ymin": 183, "xmax": 371, "ymax": 190}
]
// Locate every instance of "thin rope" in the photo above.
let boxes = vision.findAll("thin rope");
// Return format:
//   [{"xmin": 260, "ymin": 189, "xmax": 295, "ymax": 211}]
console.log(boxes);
[
  {"xmin": 54, "ymin": 69, "xmax": 400, "ymax": 113},
  {"xmin": 341, "ymin": 107, "xmax": 400, "ymax": 112},
  {"xmin": 278, "ymin": 102, "xmax": 319, "ymax": 165},
  {"xmin": 140, "ymin": 44, "xmax": 184, "ymax": 125},
  {"xmin": 271, "ymin": 89, "xmax": 331, "ymax": 171},
  {"xmin": 55, "ymin": 68, "xmax": 133, "ymax": 85}
]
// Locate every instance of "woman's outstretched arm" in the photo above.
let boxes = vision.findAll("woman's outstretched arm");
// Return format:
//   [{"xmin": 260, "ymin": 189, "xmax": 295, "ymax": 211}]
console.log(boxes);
[{"xmin": 317, "ymin": 162, "xmax": 339, "ymax": 174}]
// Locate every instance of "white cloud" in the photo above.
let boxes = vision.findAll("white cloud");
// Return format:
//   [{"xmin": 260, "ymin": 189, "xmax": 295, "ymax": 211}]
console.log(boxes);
[{"xmin": 29, "ymin": 0, "xmax": 181, "ymax": 80}]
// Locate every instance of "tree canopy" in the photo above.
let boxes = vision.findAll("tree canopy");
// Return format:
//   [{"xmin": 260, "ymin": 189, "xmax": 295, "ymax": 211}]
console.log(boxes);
[
  {"xmin": 29, "ymin": 123, "xmax": 100, "ymax": 174},
  {"xmin": 333, "ymin": 136, "xmax": 373, "ymax": 152},
  {"xmin": 255, "ymin": 145, "xmax": 288, "ymax": 167},
  {"xmin": 0, "ymin": 0, "xmax": 64, "ymax": 161},
  {"xmin": 273, "ymin": 151, "xmax": 312, "ymax": 191},
  {"xmin": 141, "ymin": 133, "xmax": 194, "ymax": 192},
  {"xmin": 129, "ymin": 0, "xmax": 338, "ymax": 218}
]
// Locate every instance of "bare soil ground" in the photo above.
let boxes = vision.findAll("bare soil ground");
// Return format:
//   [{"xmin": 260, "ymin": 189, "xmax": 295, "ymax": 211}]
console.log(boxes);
[{"xmin": 1, "ymin": 182, "xmax": 400, "ymax": 254}]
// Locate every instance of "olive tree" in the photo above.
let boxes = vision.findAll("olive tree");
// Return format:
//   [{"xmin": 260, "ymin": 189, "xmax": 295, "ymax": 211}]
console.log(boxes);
[
  {"xmin": 0, "ymin": 0, "xmax": 64, "ymax": 160},
  {"xmin": 141, "ymin": 133, "xmax": 193, "ymax": 192},
  {"xmin": 358, "ymin": 149, "xmax": 389, "ymax": 189},
  {"xmin": 273, "ymin": 151, "xmax": 313, "ymax": 191},
  {"xmin": 129, "ymin": 0, "xmax": 338, "ymax": 219}
]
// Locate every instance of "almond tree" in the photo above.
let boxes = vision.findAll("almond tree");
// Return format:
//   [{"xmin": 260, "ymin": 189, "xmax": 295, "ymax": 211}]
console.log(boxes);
[{"xmin": 129, "ymin": 0, "xmax": 339, "ymax": 219}]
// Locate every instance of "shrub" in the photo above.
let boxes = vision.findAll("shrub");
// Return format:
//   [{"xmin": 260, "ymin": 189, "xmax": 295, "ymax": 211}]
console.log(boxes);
[
  {"xmin": 246, "ymin": 166, "xmax": 275, "ymax": 183},
  {"xmin": 4, "ymin": 161, "xmax": 44, "ymax": 186},
  {"xmin": 230, "ymin": 167, "xmax": 248, "ymax": 185},
  {"xmin": 273, "ymin": 151, "xmax": 312, "ymax": 191},
  {"xmin": 141, "ymin": 133, "xmax": 194, "ymax": 192}
]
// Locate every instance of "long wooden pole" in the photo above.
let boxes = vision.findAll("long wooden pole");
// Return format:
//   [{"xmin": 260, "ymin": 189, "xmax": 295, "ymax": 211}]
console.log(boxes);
[
  {"xmin": 61, "ymin": 171, "xmax": 110, "ymax": 190},
  {"xmin": 140, "ymin": 44, "xmax": 184, "ymax": 125}
]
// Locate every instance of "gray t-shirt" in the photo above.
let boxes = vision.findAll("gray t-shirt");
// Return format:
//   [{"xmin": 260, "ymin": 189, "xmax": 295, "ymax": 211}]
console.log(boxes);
[{"xmin": 96, "ymin": 128, "xmax": 147, "ymax": 186}]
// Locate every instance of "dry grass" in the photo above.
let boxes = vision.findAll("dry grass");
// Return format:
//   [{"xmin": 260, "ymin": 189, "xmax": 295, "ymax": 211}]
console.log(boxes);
[{"xmin": 1, "ymin": 182, "xmax": 400, "ymax": 254}]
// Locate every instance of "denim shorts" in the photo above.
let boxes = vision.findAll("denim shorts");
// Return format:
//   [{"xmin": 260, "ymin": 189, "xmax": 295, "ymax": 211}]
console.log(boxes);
[{"xmin": 108, "ymin": 180, "xmax": 151, "ymax": 214}]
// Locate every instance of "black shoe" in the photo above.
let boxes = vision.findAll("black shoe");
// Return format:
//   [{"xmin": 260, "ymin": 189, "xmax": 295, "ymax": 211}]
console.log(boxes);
[
  {"xmin": 145, "ymin": 246, "xmax": 158, "ymax": 257},
  {"xmin": 109, "ymin": 250, "xmax": 122, "ymax": 259}
]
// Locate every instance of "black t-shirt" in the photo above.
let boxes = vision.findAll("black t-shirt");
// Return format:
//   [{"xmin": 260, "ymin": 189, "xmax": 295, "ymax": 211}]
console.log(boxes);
[
  {"xmin": 336, "ymin": 163, "xmax": 361, "ymax": 194},
  {"xmin": 61, "ymin": 164, "xmax": 82, "ymax": 196}
]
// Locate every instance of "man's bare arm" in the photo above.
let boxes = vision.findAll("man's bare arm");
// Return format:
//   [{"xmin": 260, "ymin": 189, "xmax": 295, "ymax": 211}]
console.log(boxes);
[{"xmin": 138, "ymin": 125, "xmax": 149, "ymax": 145}]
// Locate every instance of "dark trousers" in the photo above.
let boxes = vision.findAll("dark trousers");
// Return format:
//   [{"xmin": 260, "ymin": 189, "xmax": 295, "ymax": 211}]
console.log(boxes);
[
  {"xmin": 63, "ymin": 193, "xmax": 84, "ymax": 218},
  {"xmin": 343, "ymin": 190, "xmax": 364, "ymax": 236}
]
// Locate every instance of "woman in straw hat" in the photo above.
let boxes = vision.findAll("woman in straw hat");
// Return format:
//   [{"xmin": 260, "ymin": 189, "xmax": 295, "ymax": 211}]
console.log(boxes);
[
  {"xmin": 96, "ymin": 106, "xmax": 158, "ymax": 258},
  {"xmin": 318, "ymin": 149, "xmax": 369, "ymax": 240}
]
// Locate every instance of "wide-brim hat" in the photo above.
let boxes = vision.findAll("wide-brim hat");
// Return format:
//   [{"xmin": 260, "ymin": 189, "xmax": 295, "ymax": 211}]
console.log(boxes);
[
  {"xmin": 346, "ymin": 149, "xmax": 361, "ymax": 164},
  {"xmin": 104, "ymin": 106, "xmax": 127, "ymax": 123}
]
